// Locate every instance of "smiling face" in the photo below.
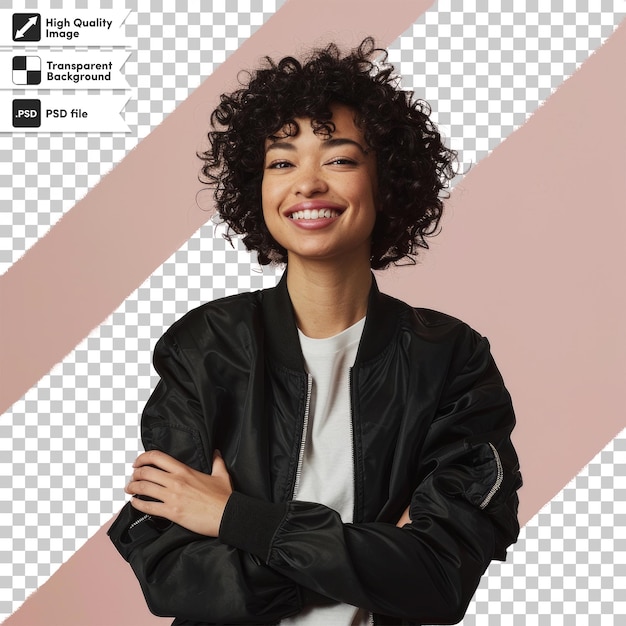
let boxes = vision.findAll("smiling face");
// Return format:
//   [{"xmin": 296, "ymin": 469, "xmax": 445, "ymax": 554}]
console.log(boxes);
[{"xmin": 261, "ymin": 104, "xmax": 378, "ymax": 269}]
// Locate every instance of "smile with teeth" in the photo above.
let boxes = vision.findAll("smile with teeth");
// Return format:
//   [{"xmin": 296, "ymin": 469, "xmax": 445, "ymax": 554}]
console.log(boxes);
[{"xmin": 289, "ymin": 208, "xmax": 341, "ymax": 220}]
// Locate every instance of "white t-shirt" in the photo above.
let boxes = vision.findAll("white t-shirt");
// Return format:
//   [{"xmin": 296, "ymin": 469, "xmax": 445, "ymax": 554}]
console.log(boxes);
[{"xmin": 281, "ymin": 318, "xmax": 370, "ymax": 626}]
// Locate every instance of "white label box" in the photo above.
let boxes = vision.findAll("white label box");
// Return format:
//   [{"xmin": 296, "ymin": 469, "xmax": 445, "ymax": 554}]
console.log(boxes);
[
  {"xmin": 2, "ymin": 93, "xmax": 131, "ymax": 132},
  {"xmin": 1, "ymin": 50, "xmax": 131, "ymax": 90},
  {"xmin": 2, "ymin": 9, "xmax": 131, "ymax": 47}
]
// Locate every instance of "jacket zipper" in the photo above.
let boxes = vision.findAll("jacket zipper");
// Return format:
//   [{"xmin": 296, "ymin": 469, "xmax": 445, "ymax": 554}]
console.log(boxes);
[
  {"xmin": 291, "ymin": 373, "xmax": 313, "ymax": 499},
  {"xmin": 480, "ymin": 443, "xmax": 504, "ymax": 509},
  {"xmin": 348, "ymin": 367, "xmax": 357, "ymax": 522},
  {"xmin": 350, "ymin": 367, "xmax": 373, "ymax": 626},
  {"xmin": 128, "ymin": 513, "xmax": 151, "ymax": 530},
  {"xmin": 293, "ymin": 371, "xmax": 372, "ymax": 623}
]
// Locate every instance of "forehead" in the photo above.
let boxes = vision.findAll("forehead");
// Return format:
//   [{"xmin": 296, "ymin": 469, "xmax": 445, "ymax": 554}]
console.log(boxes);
[{"xmin": 267, "ymin": 104, "xmax": 364, "ymax": 144}]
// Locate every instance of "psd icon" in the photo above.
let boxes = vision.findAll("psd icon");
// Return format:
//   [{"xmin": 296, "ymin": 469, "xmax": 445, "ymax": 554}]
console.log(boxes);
[
  {"xmin": 13, "ymin": 99, "xmax": 41, "ymax": 128},
  {"xmin": 13, "ymin": 56, "xmax": 42, "ymax": 86},
  {"xmin": 13, "ymin": 14, "xmax": 41, "ymax": 42}
]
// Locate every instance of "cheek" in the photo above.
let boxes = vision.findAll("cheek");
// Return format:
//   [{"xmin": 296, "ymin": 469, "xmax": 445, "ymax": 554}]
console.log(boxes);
[
  {"xmin": 365, "ymin": 161, "xmax": 379, "ymax": 206},
  {"xmin": 260, "ymin": 179, "xmax": 283, "ymax": 240},
  {"xmin": 260, "ymin": 172, "xmax": 282, "ymax": 204},
  {"xmin": 260, "ymin": 178, "xmax": 274, "ymax": 218},
  {"xmin": 359, "ymin": 180, "xmax": 379, "ymax": 216}
]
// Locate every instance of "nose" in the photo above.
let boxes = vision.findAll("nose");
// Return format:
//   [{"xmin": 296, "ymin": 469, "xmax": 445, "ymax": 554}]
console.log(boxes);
[{"xmin": 292, "ymin": 162, "xmax": 328, "ymax": 197}]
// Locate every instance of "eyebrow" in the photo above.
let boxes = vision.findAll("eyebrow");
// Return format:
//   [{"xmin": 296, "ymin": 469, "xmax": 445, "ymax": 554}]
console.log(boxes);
[{"xmin": 265, "ymin": 137, "xmax": 369, "ymax": 155}]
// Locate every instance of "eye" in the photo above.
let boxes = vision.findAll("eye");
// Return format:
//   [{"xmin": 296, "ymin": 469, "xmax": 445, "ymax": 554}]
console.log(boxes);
[
  {"xmin": 266, "ymin": 160, "xmax": 293, "ymax": 170},
  {"xmin": 326, "ymin": 157, "xmax": 358, "ymax": 166}
]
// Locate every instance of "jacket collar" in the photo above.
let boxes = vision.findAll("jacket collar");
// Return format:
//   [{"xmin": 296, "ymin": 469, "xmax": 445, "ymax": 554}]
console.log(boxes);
[{"xmin": 261, "ymin": 270, "xmax": 405, "ymax": 371}]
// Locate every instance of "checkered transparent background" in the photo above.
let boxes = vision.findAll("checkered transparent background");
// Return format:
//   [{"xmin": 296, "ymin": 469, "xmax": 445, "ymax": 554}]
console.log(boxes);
[{"xmin": 1, "ymin": 0, "xmax": 624, "ymax": 622}]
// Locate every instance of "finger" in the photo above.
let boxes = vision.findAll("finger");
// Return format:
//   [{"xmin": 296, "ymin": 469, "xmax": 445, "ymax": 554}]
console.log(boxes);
[
  {"xmin": 129, "ymin": 464, "xmax": 169, "ymax": 487},
  {"xmin": 396, "ymin": 514, "xmax": 410, "ymax": 527},
  {"xmin": 129, "ymin": 494, "xmax": 165, "ymax": 516},
  {"xmin": 211, "ymin": 450, "xmax": 228, "ymax": 477},
  {"xmin": 126, "ymin": 478, "xmax": 167, "ymax": 502},
  {"xmin": 396, "ymin": 505, "xmax": 411, "ymax": 528},
  {"xmin": 133, "ymin": 449, "xmax": 182, "ymax": 472}
]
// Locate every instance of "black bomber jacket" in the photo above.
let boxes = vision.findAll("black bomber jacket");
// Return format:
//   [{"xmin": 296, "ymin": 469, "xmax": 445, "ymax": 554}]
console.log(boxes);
[{"xmin": 108, "ymin": 273, "xmax": 522, "ymax": 625}]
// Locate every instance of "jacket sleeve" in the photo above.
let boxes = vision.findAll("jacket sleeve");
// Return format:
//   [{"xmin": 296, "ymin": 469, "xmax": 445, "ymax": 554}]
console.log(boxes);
[
  {"xmin": 218, "ymin": 332, "xmax": 522, "ymax": 624},
  {"xmin": 107, "ymin": 331, "xmax": 312, "ymax": 625}
]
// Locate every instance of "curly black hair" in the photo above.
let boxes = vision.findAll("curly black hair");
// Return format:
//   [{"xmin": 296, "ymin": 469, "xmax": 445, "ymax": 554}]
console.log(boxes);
[{"xmin": 199, "ymin": 37, "xmax": 457, "ymax": 269}]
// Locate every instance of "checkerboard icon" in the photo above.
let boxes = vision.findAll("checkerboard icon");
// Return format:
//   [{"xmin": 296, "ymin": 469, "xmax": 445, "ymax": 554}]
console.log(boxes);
[{"xmin": 12, "ymin": 55, "xmax": 42, "ymax": 86}]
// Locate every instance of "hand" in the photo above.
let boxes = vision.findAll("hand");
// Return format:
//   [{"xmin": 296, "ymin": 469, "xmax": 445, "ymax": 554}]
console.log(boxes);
[
  {"xmin": 125, "ymin": 449, "xmax": 233, "ymax": 537},
  {"xmin": 396, "ymin": 504, "xmax": 411, "ymax": 528}
]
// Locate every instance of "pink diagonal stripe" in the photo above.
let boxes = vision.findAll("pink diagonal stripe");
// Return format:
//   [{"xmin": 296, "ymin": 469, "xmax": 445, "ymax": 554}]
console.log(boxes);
[
  {"xmin": 0, "ymin": 0, "xmax": 433, "ymax": 415},
  {"xmin": 380, "ymin": 20, "xmax": 626, "ymax": 525}
]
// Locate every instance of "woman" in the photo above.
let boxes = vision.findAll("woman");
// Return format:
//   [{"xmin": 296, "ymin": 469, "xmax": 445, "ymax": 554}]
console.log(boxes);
[{"xmin": 109, "ymin": 39, "xmax": 522, "ymax": 625}]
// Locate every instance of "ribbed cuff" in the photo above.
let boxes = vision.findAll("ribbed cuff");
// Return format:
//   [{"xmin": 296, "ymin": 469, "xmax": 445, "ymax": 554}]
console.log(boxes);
[{"xmin": 218, "ymin": 491, "xmax": 288, "ymax": 562}]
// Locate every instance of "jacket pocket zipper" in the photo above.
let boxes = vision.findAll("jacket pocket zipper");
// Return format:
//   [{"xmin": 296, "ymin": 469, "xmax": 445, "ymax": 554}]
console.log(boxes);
[
  {"xmin": 128, "ymin": 513, "xmax": 151, "ymax": 531},
  {"xmin": 480, "ymin": 443, "xmax": 504, "ymax": 510}
]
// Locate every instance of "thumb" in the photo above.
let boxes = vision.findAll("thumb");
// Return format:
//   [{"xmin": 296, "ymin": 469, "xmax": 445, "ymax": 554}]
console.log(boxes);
[
  {"xmin": 211, "ymin": 450, "xmax": 227, "ymax": 475},
  {"xmin": 211, "ymin": 450, "xmax": 233, "ymax": 490}
]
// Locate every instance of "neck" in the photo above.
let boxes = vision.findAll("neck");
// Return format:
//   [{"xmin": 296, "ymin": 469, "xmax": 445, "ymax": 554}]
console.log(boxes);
[{"xmin": 286, "ymin": 256, "xmax": 372, "ymax": 339}]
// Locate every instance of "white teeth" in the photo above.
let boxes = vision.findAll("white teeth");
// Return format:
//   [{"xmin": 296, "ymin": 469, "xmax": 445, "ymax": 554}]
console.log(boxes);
[{"xmin": 290, "ymin": 209, "xmax": 340, "ymax": 220}]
